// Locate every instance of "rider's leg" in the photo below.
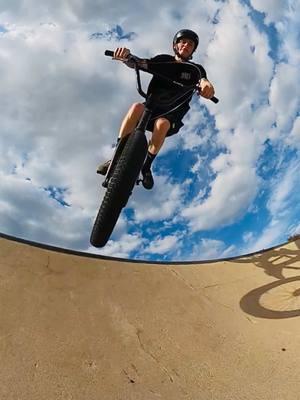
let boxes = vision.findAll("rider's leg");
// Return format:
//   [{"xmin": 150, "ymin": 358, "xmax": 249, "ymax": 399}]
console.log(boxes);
[
  {"xmin": 142, "ymin": 117, "xmax": 171, "ymax": 190},
  {"xmin": 148, "ymin": 117, "xmax": 171, "ymax": 154},
  {"xmin": 97, "ymin": 103, "xmax": 145, "ymax": 175},
  {"xmin": 118, "ymin": 102, "xmax": 145, "ymax": 138}
]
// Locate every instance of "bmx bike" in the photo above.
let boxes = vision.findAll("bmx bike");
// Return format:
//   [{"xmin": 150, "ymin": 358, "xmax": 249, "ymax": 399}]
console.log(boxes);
[{"xmin": 90, "ymin": 50, "xmax": 219, "ymax": 248}]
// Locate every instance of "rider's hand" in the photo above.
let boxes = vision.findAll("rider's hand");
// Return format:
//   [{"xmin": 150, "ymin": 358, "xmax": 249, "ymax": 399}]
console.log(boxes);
[
  {"xmin": 113, "ymin": 47, "xmax": 131, "ymax": 61},
  {"xmin": 197, "ymin": 78, "xmax": 215, "ymax": 99}
]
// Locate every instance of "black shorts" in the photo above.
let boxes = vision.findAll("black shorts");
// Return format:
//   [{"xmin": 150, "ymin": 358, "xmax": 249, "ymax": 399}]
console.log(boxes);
[{"xmin": 146, "ymin": 108, "xmax": 187, "ymax": 137}]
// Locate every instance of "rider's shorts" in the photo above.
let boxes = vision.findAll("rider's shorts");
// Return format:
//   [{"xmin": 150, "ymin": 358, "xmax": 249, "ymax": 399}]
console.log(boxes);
[{"xmin": 146, "ymin": 107, "xmax": 187, "ymax": 137}]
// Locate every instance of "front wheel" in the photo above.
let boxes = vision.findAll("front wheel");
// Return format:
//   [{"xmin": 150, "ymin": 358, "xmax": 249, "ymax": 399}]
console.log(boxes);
[{"xmin": 90, "ymin": 130, "xmax": 148, "ymax": 247}]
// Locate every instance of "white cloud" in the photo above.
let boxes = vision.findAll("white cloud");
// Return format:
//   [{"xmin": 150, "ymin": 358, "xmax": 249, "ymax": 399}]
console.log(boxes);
[
  {"xmin": 145, "ymin": 234, "xmax": 179, "ymax": 255},
  {"xmin": 286, "ymin": 117, "xmax": 300, "ymax": 148},
  {"xmin": 180, "ymin": 238, "xmax": 237, "ymax": 261},
  {"xmin": 0, "ymin": 171, "xmax": 91, "ymax": 249},
  {"xmin": 249, "ymin": 1, "xmax": 300, "ymax": 66},
  {"xmin": 178, "ymin": 0, "xmax": 299, "ymax": 239},
  {"xmin": 206, "ymin": 0, "xmax": 274, "ymax": 116},
  {"xmin": 269, "ymin": 63, "xmax": 299, "ymax": 133},
  {"xmin": 243, "ymin": 159, "xmax": 300, "ymax": 253},
  {"xmin": 90, "ymin": 233, "xmax": 143, "ymax": 258},
  {"xmin": 182, "ymin": 165, "xmax": 259, "ymax": 231},
  {"xmin": 181, "ymin": 114, "xmax": 265, "ymax": 233},
  {"xmin": 249, "ymin": 0, "xmax": 286, "ymax": 24},
  {"xmin": 243, "ymin": 231, "xmax": 254, "ymax": 244},
  {"xmin": 266, "ymin": 160, "xmax": 299, "ymax": 217},
  {"xmin": 130, "ymin": 174, "xmax": 183, "ymax": 222}
]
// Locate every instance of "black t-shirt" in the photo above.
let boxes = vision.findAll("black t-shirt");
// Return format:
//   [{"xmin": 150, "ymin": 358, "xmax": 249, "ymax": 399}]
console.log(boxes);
[{"xmin": 140, "ymin": 54, "xmax": 207, "ymax": 114}]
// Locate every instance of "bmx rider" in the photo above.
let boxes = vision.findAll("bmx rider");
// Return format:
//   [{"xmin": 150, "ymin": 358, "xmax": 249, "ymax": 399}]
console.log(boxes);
[{"xmin": 97, "ymin": 29, "xmax": 215, "ymax": 190}]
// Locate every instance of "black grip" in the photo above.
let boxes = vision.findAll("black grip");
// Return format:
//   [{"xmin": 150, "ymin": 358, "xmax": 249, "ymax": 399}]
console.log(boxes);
[
  {"xmin": 104, "ymin": 50, "xmax": 114, "ymax": 57},
  {"xmin": 211, "ymin": 96, "xmax": 219, "ymax": 104}
]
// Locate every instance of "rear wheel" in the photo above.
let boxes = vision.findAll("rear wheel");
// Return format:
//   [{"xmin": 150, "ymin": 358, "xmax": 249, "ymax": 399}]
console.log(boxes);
[{"xmin": 90, "ymin": 130, "xmax": 148, "ymax": 247}]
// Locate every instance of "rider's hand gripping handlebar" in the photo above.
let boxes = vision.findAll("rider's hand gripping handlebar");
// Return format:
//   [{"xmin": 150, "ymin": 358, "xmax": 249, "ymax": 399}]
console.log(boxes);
[{"xmin": 104, "ymin": 50, "xmax": 141, "ymax": 66}]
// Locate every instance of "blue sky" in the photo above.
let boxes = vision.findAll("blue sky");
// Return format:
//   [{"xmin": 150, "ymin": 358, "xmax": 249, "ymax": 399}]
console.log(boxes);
[{"xmin": 0, "ymin": 0, "xmax": 299, "ymax": 261}]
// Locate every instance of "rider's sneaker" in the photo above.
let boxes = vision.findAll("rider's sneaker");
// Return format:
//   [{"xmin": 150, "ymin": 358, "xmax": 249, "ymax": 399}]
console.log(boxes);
[
  {"xmin": 97, "ymin": 160, "xmax": 111, "ymax": 175},
  {"xmin": 142, "ymin": 169, "xmax": 154, "ymax": 190}
]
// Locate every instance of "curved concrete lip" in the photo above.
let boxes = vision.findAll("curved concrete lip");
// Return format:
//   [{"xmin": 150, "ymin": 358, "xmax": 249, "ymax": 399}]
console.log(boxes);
[
  {"xmin": 0, "ymin": 231, "xmax": 294, "ymax": 264},
  {"xmin": 0, "ymin": 232, "xmax": 299, "ymax": 399}
]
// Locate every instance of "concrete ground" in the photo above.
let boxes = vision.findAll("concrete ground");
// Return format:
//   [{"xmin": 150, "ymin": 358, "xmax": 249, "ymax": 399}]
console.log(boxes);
[{"xmin": 0, "ymin": 233, "xmax": 299, "ymax": 400}]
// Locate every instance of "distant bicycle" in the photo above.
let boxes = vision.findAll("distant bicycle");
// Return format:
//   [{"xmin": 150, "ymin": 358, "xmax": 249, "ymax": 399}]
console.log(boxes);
[{"xmin": 90, "ymin": 50, "xmax": 218, "ymax": 248}]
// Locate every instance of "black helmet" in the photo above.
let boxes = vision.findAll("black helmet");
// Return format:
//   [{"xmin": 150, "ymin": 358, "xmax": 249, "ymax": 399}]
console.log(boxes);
[{"xmin": 173, "ymin": 29, "xmax": 199, "ymax": 52}]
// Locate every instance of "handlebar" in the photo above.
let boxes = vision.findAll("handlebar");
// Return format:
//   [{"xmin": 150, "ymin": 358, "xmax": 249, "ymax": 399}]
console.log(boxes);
[
  {"xmin": 104, "ymin": 50, "xmax": 115, "ymax": 57},
  {"xmin": 104, "ymin": 50, "xmax": 219, "ymax": 104}
]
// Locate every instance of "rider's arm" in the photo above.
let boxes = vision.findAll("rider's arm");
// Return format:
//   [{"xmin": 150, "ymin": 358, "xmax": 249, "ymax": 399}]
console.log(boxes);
[
  {"xmin": 113, "ymin": 47, "xmax": 148, "ymax": 69},
  {"xmin": 133, "ymin": 54, "xmax": 173, "ymax": 72},
  {"xmin": 124, "ymin": 57, "xmax": 148, "ymax": 70}
]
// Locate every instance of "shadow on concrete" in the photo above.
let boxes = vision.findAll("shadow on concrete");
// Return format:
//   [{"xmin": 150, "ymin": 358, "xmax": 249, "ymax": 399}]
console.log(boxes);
[{"xmin": 235, "ymin": 239, "xmax": 300, "ymax": 319}]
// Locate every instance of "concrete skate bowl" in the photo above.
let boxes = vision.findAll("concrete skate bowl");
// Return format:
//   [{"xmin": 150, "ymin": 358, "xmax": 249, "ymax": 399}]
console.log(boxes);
[{"xmin": 0, "ymin": 232, "xmax": 299, "ymax": 400}]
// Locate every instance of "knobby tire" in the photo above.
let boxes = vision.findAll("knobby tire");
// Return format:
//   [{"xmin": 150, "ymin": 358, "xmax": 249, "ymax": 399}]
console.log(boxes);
[{"xmin": 90, "ymin": 130, "xmax": 148, "ymax": 247}]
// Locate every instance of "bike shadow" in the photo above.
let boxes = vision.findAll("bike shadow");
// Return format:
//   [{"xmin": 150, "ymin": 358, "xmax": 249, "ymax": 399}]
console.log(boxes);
[{"xmin": 233, "ymin": 236, "xmax": 300, "ymax": 319}]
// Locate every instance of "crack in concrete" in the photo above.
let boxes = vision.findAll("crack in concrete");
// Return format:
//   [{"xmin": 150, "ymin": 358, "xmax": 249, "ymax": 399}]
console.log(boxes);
[
  {"xmin": 169, "ymin": 268, "xmax": 196, "ymax": 291},
  {"xmin": 136, "ymin": 329, "xmax": 174, "ymax": 383},
  {"xmin": 122, "ymin": 369, "xmax": 135, "ymax": 384},
  {"xmin": 43, "ymin": 256, "xmax": 64, "ymax": 276},
  {"xmin": 169, "ymin": 269, "xmax": 235, "ymax": 311}
]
